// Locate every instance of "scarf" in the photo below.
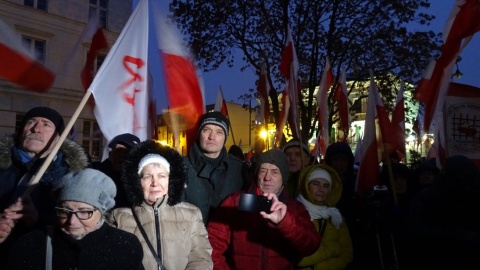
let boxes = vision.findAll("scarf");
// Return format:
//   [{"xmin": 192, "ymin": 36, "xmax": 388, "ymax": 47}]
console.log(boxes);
[{"xmin": 297, "ymin": 194, "xmax": 343, "ymax": 229}]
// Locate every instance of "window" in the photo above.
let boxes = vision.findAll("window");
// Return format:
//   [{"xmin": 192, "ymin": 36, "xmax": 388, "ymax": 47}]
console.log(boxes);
[
  {"xmin": 89, "ymin": 0, "xmax": 108, "ymax": 29},
  {"xmin": 21, "ymin": 36, "xmax": 46, "ymax": 64},
  {"xmin": 24, "ymin": 0, "xmax": 48, "ymax": 11},
  {"xmin": 82, "ymin": 120, "xmax": 104, "ymax": 161},
  {"xmin": 95, "ymin": 54, "xmax": 106, "ymax": 72}
]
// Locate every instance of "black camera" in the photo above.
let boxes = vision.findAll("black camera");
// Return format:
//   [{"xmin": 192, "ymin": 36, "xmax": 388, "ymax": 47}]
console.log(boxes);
[{"xmin": 238, "ymin": 194, "xmax": 272, "ymax": 214}]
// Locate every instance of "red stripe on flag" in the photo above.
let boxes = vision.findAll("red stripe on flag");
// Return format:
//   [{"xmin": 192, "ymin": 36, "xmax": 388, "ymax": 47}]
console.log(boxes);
[{"xmin": 0, "ymin": 43, "xmax": 54, "ymax": 92}]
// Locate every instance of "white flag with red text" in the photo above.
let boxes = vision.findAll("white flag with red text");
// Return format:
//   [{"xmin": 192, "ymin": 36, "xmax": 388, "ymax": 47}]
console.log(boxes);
[
  {"xmin": 0, "ymin": 18, "xmax": 55, "ymax": 92},
  {"xmin": 89, "ymin": 0, "xmax": 151, "ymax": 142}
]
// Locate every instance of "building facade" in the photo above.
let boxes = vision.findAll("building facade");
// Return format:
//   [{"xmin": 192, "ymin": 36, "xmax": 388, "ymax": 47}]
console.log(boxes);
[{"xmin": 0, "ymin": 0, "xmax": 132, "ymax": 161}]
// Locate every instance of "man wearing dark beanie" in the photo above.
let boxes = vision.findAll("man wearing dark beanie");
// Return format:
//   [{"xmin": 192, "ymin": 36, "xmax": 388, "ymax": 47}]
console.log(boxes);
[
  {"xmin": 184, "ymin": 111, "xmax": 246, "ymax": 224},
  {"xmin": 207, "ymin": 149, "xmax": 321, "ymax": 269},
  {"xmin": 0, "ymin": 107, "xmax": 88, "ymax": 266}
]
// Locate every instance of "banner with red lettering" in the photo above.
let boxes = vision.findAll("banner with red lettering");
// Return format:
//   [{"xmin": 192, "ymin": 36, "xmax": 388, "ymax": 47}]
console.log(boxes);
[{"xmin": 88, "ymin": 0, "xmax": 150, "ymax": 142}]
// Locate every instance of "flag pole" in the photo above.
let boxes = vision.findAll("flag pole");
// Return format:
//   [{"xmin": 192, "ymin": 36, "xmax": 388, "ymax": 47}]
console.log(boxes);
[{"xmin": 23, "ymin": 90, "xmax": 93, "ymax": 196}]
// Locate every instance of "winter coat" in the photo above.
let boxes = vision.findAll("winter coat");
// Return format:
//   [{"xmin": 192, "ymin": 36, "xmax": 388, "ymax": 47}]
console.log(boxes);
[
  {"xmin": 184, "ymin": 142, "xmax": 246, "ymax": 224},
  {"xmin": 6, "ymin": 222, "xmax": 144, "ymax": 270},
  {"xmin": 0, "ymin": 136, "xmax": 89, "ymax": 214},
  {"xmin": 0, "ymin": 136, "xmax": 88, "ymax": 268},
  {"xmin": 110, "ymin": 200, "xmax": 213, "ymax": 270},
  {"xmin": 296, "ymin": 164, "xmax": 353, "ymax": 270},
  {"xmin": 207, "ymin": 184, "xmax": 321, "ymax": 270},
  {"xmin": 110, "ymin": 140, "xmax": 213, "ymax": 270}
]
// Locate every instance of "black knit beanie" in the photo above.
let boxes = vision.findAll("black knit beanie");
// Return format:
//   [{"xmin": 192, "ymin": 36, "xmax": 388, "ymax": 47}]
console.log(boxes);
[
  {"xmin": 197, "ymin": 111, "xmax": 230, "ymax": 138},
  {"xmin": 20, "ymin": 107, "xmax": 65, "ymax": 135}
]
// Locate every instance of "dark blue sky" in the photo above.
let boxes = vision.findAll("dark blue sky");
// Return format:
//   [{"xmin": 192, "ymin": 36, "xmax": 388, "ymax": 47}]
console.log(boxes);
[{"xmin": 134, "ymin": 0, "xmax": 480, "ymax": 111}]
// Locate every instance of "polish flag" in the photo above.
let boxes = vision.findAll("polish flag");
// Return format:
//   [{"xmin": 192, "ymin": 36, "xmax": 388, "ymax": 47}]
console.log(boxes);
[
  {"xmin": 356, "ymin": 74, "xmax": 381, "ymax": 195},
  {"xmin": 80, "ymin": 23, "xmax": 108, "ymax": 91},
  {"xmin": 88, "ymin": 0, "xmax": 151, "ymax": 142},
  {"xmin": 334, "ymin": 68, "xmax": 349, "ymax": 141},
  {"xmin": 256, "ymin": 63, "xmax": 270, "ymax": 124},
  {"xmin": 214, "ymin": 86, "xmax": 229, "ymax": 116},
  {"xmin": 0, "ymin": 18, "xmax": 55, "ymax": 92},
  {"xmin": 152, "ymin": 1, "xmax": 205, "ymax": 149},
  {"xmin": 279, "ymin": 26, "xmax": 300, "ymax": 138},
  {"xmin": 274, "ymin": 88, "xmax": 290, "ymax": 147},
  {"xmin": 314, "ymin": 57, "xmax": 334, "ymax": 157},
  {"xmin": 391, "ymin": 82, "xmax": 406, "ymax": 160},
  {"xmin": 414, "ymin": 0, "xmax": 480, "ymax": 133}
]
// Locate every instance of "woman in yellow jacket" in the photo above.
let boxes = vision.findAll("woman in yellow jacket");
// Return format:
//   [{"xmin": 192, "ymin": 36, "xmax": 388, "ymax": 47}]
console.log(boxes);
[{"xmin": 296, "ymin": 164, "xmax": 353, "ymax": 270}]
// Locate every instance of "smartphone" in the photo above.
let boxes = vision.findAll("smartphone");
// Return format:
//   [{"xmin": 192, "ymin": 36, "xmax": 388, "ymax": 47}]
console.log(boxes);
[{"xmin": 237, "ymin": 193, "xmax": 272, "ymax": 214}]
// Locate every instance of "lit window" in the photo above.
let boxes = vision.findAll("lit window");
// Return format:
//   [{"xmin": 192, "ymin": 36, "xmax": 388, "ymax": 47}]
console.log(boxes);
[{"xmin": 82, "ymin": 120, "xmax": 104, "ymax": 161}]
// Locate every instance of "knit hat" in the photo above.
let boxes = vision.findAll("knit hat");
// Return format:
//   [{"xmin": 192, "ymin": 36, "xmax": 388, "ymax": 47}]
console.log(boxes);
[
  {"xmin": 308, "ymin": 168, "xmax": 332, "ymax": 184},
  {"xmin": 52, "ymin": 169, "xmax": 116, "ymax": 214},
  {"xmin": 20, "ymin": 107, "xmax": 65, "ymax": 134},
  {"xmin": 137, "ymin": 154, "xmax": 170, "ymax": 174},
  {"xmin": 256, "ymin": 149, "xmax": 290, "ymax": 184},
  {"xmin": 108, "ymin": 133, "xmax": 140, "ymax": 149},
  {"xmin": 197, "ymin": 111, "xmax": 230, "ymax": 138},
  {"xmin": 283, "ymin": 139, "xmax": 310, "ymax": 156}
]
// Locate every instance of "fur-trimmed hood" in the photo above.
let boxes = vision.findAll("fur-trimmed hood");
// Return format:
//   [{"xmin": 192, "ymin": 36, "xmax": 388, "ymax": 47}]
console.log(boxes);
[
  {"xmin": 121, "ymin": 140, "xmax": 187, "ymax": 206},
  {"xmin": 0, "ymin": 135, "xmax": 88, "ymax": 172},
  {"xmin": 298, "ymin": 164, "xmax": 343, "ymax": 206}
]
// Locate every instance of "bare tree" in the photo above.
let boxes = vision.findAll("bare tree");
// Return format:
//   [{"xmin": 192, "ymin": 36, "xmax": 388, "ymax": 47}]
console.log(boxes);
[{"xmin": 170, "ymin": 0, "xmax": 441, "ymax": 141}]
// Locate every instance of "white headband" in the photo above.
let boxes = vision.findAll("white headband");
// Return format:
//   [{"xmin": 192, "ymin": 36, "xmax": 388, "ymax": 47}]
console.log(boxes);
[
  {"xmin": 138, "ymin": 154, "xmax": 170, "ymax": 174},
  {"xmin": 308, "ymin": 168, "xmax": 332, "ymax": 184}
]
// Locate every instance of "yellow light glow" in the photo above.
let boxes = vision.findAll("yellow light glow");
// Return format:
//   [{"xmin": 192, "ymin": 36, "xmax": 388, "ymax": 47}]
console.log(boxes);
[{"xmin": 259, "ymin": 129, "xmax": 267, "ymax": 139}]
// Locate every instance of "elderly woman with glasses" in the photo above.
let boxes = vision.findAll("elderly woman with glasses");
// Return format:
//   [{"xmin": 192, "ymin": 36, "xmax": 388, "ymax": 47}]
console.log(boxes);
[
  {"xmin": 6, "ymin": 169, "xmax": 144, "ymax": 270},
  {"xmin": 109, "ymin": 140, "xmax": 213, "ymax": 270}
]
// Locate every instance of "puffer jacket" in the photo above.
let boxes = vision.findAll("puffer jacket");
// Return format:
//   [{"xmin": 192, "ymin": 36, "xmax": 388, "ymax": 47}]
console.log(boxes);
[
  {"xmin": 109, "ymin": 140, "xmax": 212, "ymax": 270},
  {"xmin": 207, "ymin": 184, "xmax": 321, "ymax": 270},
  {"xmin": 296, "ymin": 164, "xmax": 353, "ymax": 270}
]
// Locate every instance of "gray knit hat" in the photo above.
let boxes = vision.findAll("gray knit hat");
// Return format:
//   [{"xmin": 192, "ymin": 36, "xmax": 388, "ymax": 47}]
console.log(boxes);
[
  {"xmin": 256, "ymin": 149, "xmax": 290, "ymax": 184},
  {"xmin": 52, "ymin": 169, "xmax": 116, "ymax": 213}
]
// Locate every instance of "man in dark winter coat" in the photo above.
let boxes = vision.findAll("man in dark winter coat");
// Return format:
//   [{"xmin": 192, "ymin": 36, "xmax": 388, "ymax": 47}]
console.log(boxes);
[
  {"xmin": 0, "ymin": 107, "xmax": 89, "ymax": 266},
  {"xmin": 92, "ymin": 133, "xmax": 140, "ymax": 208},
  {"xmin": 184, "ymin": 111, "xmax": 246, "ymax": 224}
]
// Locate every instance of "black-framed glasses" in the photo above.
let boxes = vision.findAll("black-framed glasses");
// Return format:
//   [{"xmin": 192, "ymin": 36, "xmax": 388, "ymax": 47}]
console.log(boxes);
[{"xmin": 55, "ymin": 207, "xmax": 98, "ymax": 220}]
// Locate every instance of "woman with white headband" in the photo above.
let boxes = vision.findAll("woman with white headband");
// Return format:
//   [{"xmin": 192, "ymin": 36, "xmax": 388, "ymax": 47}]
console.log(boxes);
[
  {"xmin": 109, "ymin": 140, "xmax": 212, "ymax": 270},
  {"xmin": 296, "ymin": 164, "xmax": 353, "ymax": 270}
]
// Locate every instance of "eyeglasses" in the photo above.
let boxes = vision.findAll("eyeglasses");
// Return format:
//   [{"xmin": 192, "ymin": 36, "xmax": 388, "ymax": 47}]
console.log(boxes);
[{"xmin": 55, "ymin": 207, "xmax": 98, "ymax": 220}]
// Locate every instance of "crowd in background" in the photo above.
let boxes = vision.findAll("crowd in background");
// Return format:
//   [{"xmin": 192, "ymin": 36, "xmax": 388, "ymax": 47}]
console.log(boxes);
[{"xmin": 1, "ymin": 107, "xmax": 479, "ymax": 269}]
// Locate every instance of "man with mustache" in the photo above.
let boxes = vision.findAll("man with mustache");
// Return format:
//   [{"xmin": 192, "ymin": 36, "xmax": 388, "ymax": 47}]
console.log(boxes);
[{"xmin": 0, "ymin": 107, "xmax": 88, "ymax": 266}]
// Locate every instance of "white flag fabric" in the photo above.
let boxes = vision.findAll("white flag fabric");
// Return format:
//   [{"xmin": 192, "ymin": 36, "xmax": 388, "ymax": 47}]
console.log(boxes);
[{"xmin": 89, "ymin": 0, "xmax": 150, "ymax": 142}]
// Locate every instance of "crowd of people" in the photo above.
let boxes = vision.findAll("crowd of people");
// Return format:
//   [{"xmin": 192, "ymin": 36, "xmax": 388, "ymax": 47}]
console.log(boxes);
[{"xmin": 1, "ymin": 106, "xmax": 479, "ymax": 269}]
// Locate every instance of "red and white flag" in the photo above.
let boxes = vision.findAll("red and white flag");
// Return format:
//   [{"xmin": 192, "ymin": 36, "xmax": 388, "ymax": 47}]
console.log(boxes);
[
  {"xmin": 214, "ymin": 86, "xmax": 229, "ymax": 116},
  {"xmin": 414, "ymin": 0, "xmax": 480, "ymax": 133},
  {"xmin": 88, "ymin": 0, "xmax": 151, "ymax": 142},
  {"xmin": 314, "ymin": 57, "xmax": 334, "ymax": 157},
  {"xmin": 152, "ymin": 1, "xmax": 205, "ymax": 149},
  {"xmin": 256, "ymin": 63, "xmax": 270, "ymax": 124},
  {"xmin": 80, "ymin": 17, "xmax": 108, "ymax": 91},
  {"xmin": 391, "ymin": 82, "xmax": 406, "ymax": 160},
  {"xmin": 334, "ymin": 68, "xmax": 349, "ymax": 141},
  {"xmin": 274, "ymin": 88, "xmax": 290, "ymax": 147},
  {"xmin": 0, "ymin": 18, "xmax": 55, "ymax": 92},
  {"xmin": 279, "ymin": 26, "xmax": 300, "ymax": 138},
  {"xmin": 356, "ymin": 74, "xmax": 381, "ymax": 195}
]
